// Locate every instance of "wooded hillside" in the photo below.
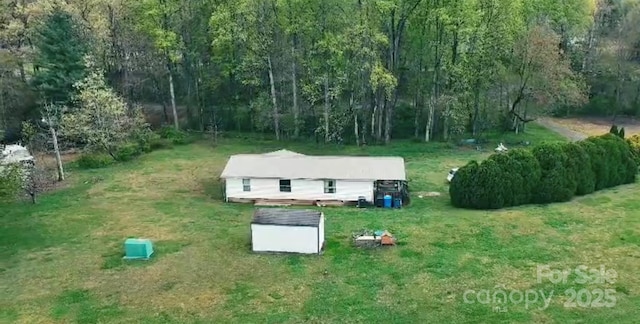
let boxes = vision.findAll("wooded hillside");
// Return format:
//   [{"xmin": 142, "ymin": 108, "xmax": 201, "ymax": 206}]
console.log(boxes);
[{"xmin": 1, "ymin": 0, "xmax": 639, "ymax": 144}]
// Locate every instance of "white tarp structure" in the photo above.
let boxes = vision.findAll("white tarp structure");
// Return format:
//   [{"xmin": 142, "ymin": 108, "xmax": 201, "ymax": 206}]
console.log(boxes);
[{"xmin": 0, "ymin": 144, "xmax": 34, "ymax": 173}]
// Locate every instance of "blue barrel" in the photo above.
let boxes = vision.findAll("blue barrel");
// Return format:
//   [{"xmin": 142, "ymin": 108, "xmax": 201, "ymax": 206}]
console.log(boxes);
[
  {"xmin": 393, "ymin": 198, "xmax": 402, "ymax": 208},
  {"xmin": 383, "ymin": 195, "xmax": 392, "ymax": 208}
]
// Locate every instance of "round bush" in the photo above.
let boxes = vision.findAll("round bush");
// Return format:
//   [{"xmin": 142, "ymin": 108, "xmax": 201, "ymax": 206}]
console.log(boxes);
[
  {"xmin": 562, "ymin": 142, "xmax": 595, "ymax": 195},
  {"xmin": 580, "ymin": 137, "xmax": 609, "ymax": 190},
  {"xmin": 603, "ymin": 134, "xmax": 637, "ymax": 184},
  {"xmin": 133, "ymin": 129, "xmax": 160, "ymax": 153},
  {"xmin": 590, "ymin": 134, "xmax": 636, "ymax": 187},
  {"xmin": 159, "ymin": 126, "xmax": 188, "ymax": 145},
  {"xmin": 114, "ymin": 142, "xmax": 142, "ymax": 162},
  {"xmin": 470, "ymin": 158, "xmax": 505, "ymax": 209},
  {"xmin": 532, "ymin": 143, "xmax": 575, "ymax": 204},
  {"xmin": 449, "ymin": 160, "xmax": 479, "ymax": 208},
  {"xmin": 486, "ymin": 149, "xmax": 541, "ymax": 207},
  {"xmin": 77, "ymin": 153, "xmax": 114, "ymax": 169}
]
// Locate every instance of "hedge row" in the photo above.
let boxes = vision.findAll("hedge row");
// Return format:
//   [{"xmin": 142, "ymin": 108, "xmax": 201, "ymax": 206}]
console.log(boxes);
[
  {"xmin": 450, "ymin": 133, "xmax": 638, "ymax": 209},
  {"xmin": 77, "ymin": 127, "xmax": 191, "ymax": 169}
]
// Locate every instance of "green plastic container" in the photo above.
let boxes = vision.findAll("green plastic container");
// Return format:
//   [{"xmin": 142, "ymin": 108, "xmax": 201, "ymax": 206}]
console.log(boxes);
[{"xmin": 123, "ymin": 238, "xmax": 154, "ymax": 260}]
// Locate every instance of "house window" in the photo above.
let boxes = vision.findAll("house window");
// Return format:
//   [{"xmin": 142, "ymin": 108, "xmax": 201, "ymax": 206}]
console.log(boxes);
[
  {"xmin": 242, "ymin": 179, "xmax": 251, "ymax": 191},
  {"xmin": 279, "ymin": 179, "xmax": 291, "ymax": 192},
  {"xmin": 324, "ymin": 180, "xmax": 336, "ymax": 193}
]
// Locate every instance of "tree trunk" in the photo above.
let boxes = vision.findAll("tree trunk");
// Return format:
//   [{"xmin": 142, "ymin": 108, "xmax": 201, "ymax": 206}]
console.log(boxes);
[
  {"xmin": 50, "ymin": 126, "xmax": 64, "ymax": 182},
  {"xmin": 371, "ymin": 96, "xmax": 377, "ymax": 138},
  {"xmin": 168, "ymin": 64, "xmax": 179, "ymax": 130},
  {"xmin": 323, "ymin": 73, "xmax": 330, "ymax": 143},
  {"xmin": 267, "ymin": 55, "xmax": 280, "ymax": 140},
  {"xmin": 376, "ymin": 93, "xmax": 383, "ymax": 141},
  {"xmin": 472, "ymin": 80, "xmax": 481, "ymax": 136},
  {"xmin": 522, "ymin": 102, "xmax": 528, "ymax": 132},
  {"xmin": 633, "ymin": 84, "xmax": 640, "ymax": 116},
  {"xmin": 443, "ymin": 107, "xmax": 450, "ymax": 141},
  {"xmin": 424, "ymin": 19, "xmax": 444, "ymax": 142},
  {"xmin": 425, "ymin": 101, "xmax": 435, "ymax": 142},
  {"xmin": 291, "ymin": 45, "xmax": 300, "ymax": 138},
  {"xmin": 195, "ymin": 64, "xmax": 205, "ymax": 132},
  {"xmin": 350, "ymin": 92, "xmax": 360, "ymax": 147},
  {"xmin": 613, "ymin": 62, "xmax": 622, "ymax": 123},
  {"xmin": 384, "ymin": 97, "xmax": 393, "ymax": 144},
  {"xmin": 413, "ymin": 94, "xmax": 420, "ymax": 138},
  {"xmin": 162, "ymin": 101, "xmax": 169, "ymax": 125},
  {"xmin": 582, "ymin": 26, "xmax": 595, "ymax": 73}
]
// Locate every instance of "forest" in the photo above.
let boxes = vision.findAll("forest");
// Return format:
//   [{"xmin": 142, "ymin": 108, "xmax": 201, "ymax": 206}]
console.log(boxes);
[{"xmin": 1, "ymin": 0, "xmax": 639, "ymax": 146}]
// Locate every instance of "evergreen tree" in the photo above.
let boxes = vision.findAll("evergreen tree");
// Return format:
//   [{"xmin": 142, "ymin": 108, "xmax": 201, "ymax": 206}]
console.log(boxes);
[
  {"xmin": 609, "ymin": 124, "xmax": 619, "ymax": 135},
  {"xmin": 31, "ymin": 8, "xmax": 88, "ymax": 107}
]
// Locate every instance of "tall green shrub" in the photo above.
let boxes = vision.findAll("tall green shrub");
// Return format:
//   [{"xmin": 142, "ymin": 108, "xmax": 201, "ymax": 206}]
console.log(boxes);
[
  {"xmin": 587, "ymin": 134, "xmax": 636, "ymax": 187},
  {"xmin": 532, "ymin": 143, "xmax": 575, "ymax": 204},
  {"xmin": 603, "ymin": 134, "xmax": 637, "ymax": 184},
  {"xmin": 449, "ymin": 161, "xmax": 479, "ymax": 208},
  {"xmin": 562, "ymin": 142, "xmax": 595, "ymax": 195},
  {"xmin": 486, "ymin": 149, "xmax": 541, "ymax": 207},
  {"xmin": 470, "ymin": 159, "xmax": 505, "ymax": 209},
  {"xmin": 579, "ymin": 139, "xmax": 608, "ymax": 190},
  {"xmin": 449, "ymin": 133, "xmax": 638, "ymax": 210}
]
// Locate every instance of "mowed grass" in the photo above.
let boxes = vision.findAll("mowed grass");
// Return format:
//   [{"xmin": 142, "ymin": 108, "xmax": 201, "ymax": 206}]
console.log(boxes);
[{"xmin": 1, "ymin": 124, "xmax": 639, "ymax": 323}]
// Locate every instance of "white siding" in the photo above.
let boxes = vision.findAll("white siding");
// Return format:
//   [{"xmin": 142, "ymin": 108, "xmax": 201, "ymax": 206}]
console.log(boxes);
[
  {"xmin": 225, "ymin": 178, "xmax": 374, "ymax": 201},
  {"xmin": 318, "ymin": 215, "xmax": 325, "ymax": 250},
  {"xmin": 251, "ymin": 224, "xmax": 319, "ymax": 254}
]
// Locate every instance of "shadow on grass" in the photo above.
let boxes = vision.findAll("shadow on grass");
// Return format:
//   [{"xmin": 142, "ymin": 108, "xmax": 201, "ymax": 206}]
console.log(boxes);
[
  {"xmin": 52, "ymin": 289, "xmax": 124, "ymax": 323},
  {"xmin": 0, "ymin": 183, "xmax": 97, "ymax": 265}
]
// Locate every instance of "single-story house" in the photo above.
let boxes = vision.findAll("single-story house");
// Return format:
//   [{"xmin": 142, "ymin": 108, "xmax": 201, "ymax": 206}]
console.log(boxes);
[
  {"xmin": 251, "ymin": 208, "xmax": 325, "ymax": 254},
  {"xmin": 219, "ymin": 149, "xmax": 408, "ymax": 206}
]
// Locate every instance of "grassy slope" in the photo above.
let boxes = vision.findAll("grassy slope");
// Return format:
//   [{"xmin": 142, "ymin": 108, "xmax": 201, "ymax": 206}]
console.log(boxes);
[{"xmin": 1, "ymin": 124, "xmax": 639, "ymax": 323}]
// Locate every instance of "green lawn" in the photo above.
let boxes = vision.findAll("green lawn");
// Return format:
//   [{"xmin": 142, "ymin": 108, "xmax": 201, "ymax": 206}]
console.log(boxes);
[{"xmin": 1, "ymin": 125, "xmax": 639, "ymax": 323}]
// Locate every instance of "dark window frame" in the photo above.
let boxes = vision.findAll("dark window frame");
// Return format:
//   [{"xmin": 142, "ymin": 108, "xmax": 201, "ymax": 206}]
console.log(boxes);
[
  {"xmin": 324, "ymin": 179, "xmax": 336, "ymax": 193},
  {"xmin": 279, "ymin": 179, "xmax": 291, "ymax": 192},
  {"xmin": 242, "ymin": 178, "xmax": 251, "ymax": 192}
]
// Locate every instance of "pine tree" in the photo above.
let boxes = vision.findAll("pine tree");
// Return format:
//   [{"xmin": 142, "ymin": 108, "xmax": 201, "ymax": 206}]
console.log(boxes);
[
  {"xmin": 609, "ymin": 124, "xmax": 619, "ymax": 135},
  {"xmin": 31, "ymin": 8, "xmax": 88, "ymax": 107}
]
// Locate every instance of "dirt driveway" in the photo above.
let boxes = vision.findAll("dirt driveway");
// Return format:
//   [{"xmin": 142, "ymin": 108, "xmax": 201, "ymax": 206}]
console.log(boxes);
[
  {"xmin": 536, "ymin": 116, "xmax": 640, "ymax": 141},
  {"xmin": 535, "ymin": 118, "xmax": 588, "ymax": 141}
]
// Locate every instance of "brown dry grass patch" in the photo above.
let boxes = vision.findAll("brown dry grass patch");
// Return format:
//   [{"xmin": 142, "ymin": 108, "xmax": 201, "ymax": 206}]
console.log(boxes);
[
  {"xmin": 549, "ymin": 117, "xmax": 640, "ymax": 137},
  {"xmin": 490, "ymin": 210, "xmax": 547, "ymax": 238}
]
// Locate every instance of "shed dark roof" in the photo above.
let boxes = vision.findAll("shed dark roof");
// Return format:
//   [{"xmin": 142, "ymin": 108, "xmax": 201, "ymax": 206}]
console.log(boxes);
[{"xmin": 252, "ymin": 208, "xmax": 322, "ymax": 227}]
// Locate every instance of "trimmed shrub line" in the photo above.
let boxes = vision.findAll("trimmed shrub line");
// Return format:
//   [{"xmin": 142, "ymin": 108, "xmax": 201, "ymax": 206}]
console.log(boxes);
[{"xmin": 450, "ymin": 133, "xmax": 638, "ymax": 209}]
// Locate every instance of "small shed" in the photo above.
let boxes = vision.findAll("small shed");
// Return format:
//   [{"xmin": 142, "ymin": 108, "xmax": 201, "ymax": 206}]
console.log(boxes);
[{"xmin": 250, "ymin": 208, "xmax": 325, "ymax": 254}]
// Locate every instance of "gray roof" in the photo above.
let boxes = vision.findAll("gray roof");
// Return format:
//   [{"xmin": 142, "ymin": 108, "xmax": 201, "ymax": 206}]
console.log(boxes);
[
  {"xmin": 261, "ymin": 149, "xmax": 306, "ymax": 157},
  {"xmin": 252, "ymin": 208, "xmax": 322, "ymax": 227},
  {"xmin": 220, "ymin": 151, "xmax": 406, "ymax": 181}
]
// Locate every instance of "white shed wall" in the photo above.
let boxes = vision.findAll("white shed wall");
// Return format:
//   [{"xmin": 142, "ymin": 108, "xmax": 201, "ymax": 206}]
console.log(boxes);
[
  {"xmin": 225, "ymin": 178, "xmax": 373, "ymax": 201},
  {"xmin": 318, "ymin": 215, "xmax": 325, "ymax": 250},
  {"xmin": 251, "ymin": 224, "xmax": 319, "ymax": 254}
]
